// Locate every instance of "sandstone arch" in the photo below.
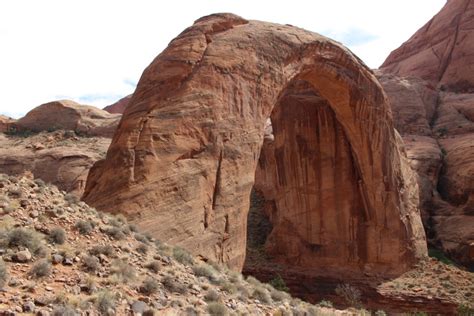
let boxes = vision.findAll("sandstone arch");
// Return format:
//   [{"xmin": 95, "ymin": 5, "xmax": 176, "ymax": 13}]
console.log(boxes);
[{"xmin": 83, "ymin": 13, "xmax": 426, "ymax": 276}]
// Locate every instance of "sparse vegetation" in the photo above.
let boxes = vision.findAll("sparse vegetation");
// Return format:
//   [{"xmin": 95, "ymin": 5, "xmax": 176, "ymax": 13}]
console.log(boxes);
[
  {"xmin": 192, "ymin": 263, "xmax": 217, "ymax": 281},
  {"xmin": 104, "ymin": 226, "xmax": 126, "ymax": 240},
  {"xmin": 89, "ymin": 244, "xmax": 115, "ymax": 257},
  {"xmin": 335, "ymin": 283, "xmax": 362, "ymax": 307},
  {"xmin": 1, "ymin": 227, "xmax": 42, "ymax": 253},
  {"xmin": 29, "ymin": 259, "xmax": 52, "ymax": 278},
  {"xmin": 64, "ymin": 193, "xmax": 80, "ymax": 205},
  {"xmin": 140, "ymin": 277, "xmax": 160, "ymax": 295},
  {"xmin": 145, "ymin": 260, "xmax": 161, "ymax": 273},
  {"xmin": 48, "ymin": 227, "xmax": 66, "ymax": 244},
  {"xmin": 52, "ymin": 305, "xmax": 77, "ymax": 316},
  {"xmin": 207, "ymin": 302, "xmax": 228, "ymax": 316},
  {"xmin": 110, "ymin": 259, "xmax": 136, "ymax": 282},
  {"xmin": 0, "ymin": 260, "xmax": 7, "ymax": 288},
  {"xmin": 204, "ymin": 289, "xmax": 221, "ymax": 302},
  {"xmin": 75, "ymin": 219, "xmax": 93, "ymax": 235},
  {"xmin": 269, "ymin": 274, "xmax": 289, "ymax": 292},
  {"xmin": 252, "ymin": 285, "xmax": 272, "ymax": 304},
  {"xmin": 318, "ymin": 300, "xmax": 333, "ymax": 308},
  {"xmin": 96, "ymin": 291, "xmax": 116, "ymax": 314},
  {"xmin": 173, "ymin": 247, "xmax": 194, "ymax": 265},
  {"xmin": 83, "ymin": 255, "xmax": 100, "ymax": 273},
  {"xmin": 136, "ymin": 243, "xmax": 149, "ymax": 254},
  {"xmin": 162, "ymin": 275, "xmax": 187, "ymax": 294},
  {"xmin": 428, "ymin": 248, "xmax": 456, "ymax": 266}
]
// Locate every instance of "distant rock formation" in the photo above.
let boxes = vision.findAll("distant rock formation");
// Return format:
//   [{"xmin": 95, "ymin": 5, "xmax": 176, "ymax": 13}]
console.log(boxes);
[
  {"xmin": 83, "ymin": 13, "xmax": 426, "ymax": 277},
  {"xmin": 103, "ymin": 94, "xmax": 132, "ymax": 114},
  {"xmin": 14, "ymin": 100, "xmax": 121, "ymax": 137},
  {"xmin": 379, "ymin": 0, "xmax": 474, "ymax": 269}
]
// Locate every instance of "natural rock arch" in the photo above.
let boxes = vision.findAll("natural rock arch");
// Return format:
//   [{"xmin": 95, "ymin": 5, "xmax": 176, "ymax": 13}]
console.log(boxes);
[{"xmin": 83, "ymin": 13, "xmax": 426, "ymax": 276}]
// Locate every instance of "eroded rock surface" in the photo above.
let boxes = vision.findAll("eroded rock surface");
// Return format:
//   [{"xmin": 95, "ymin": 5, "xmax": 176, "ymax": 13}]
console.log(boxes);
[
  {"xmin": 0, "ymin": 115, "xmax": 15, "ymax": 133},
  {"xmin": 378, "ymin": 1, "xmax": 474, "ymax": 267},
  {"xmin": 381, "ymin": 0, "xmax": 474, "ymax": 92},
  {"xmin": 84, "ymin": 13, "xmax": 426, "ymax": 276},
  {"xmin": 0, "ymin": 131, "xmax": 110, "ymax": 196},
  {"xmin": 14, "ymin": 100, "xmax": 121, "ymax": 137}
]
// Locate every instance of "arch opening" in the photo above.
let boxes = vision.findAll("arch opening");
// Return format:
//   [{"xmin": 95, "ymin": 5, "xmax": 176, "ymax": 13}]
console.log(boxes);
[{"xmin": 245, "ymin": 78, "xmax": 371, "ymax": 275}]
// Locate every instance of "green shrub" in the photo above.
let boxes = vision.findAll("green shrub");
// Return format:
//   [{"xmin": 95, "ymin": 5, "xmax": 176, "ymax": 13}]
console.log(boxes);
[
  {"xmin": 134, "ymin": 233, "xmax": 149, "ymax": 244},
  {"xmin": 172, "ymin": 247, "xmax": 194, "ymax": 265},
  {"xmin": 64, "ymin": 193, "xmax": 80, "ymax": 205},
  {"xmin": 136, "ymin": 243, "xmax": 149, "ymax": 254},
  {"xmin": 140, "ymin": 277, "xmax": 160, "ymax": 295},
  {"xmin": 52, "ymin": 305, "xmax": 77, "ymax": 316},
  {"xmin": 48, "ymin": 227, "xmax": 66, "ymax": 245},
  {"xmin": 75, "ymin": 220, "xmax": 93, "ymax": 235},
  {"xmin": 207, "ymin": 302, "xmax": 228, "ymax": 316},
  {"xmin": 270, "ymin": 288, "xmax": 289, "ymax": 302},
  {"xmin": 252, "ymin": 286, "xmax": 272, "ymax": 304},
  {"xmin": 428, "ymin": 248, "xmax": 456, "ymax": 266},
  {"xmin": 318, "ymin": 300, "xmax": 333, "ymax": 308},
  {"xmin": 30, "ymin": 259, "xmax": 52, "ymax": 278},
  {"xmin": 269, "ymin": 274, "xmax": 289, "ymax": 292},
  {"xmin": 2, "ymin": 227, "xmax": 42, "ymax": 253}
]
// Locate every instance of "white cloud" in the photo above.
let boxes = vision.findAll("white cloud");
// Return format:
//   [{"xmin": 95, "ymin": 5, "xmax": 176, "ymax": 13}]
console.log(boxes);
[{"xmin": 0, "ymin": 0, "xmax": 446, "ymax": 118}]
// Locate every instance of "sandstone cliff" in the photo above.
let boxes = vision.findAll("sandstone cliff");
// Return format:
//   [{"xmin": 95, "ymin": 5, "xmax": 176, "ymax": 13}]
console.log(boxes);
[
  {"xmin": 83, "ymin": 13, "xmax": 426, "ymax": 278},
  {"xmin": 378, "ymin": 0, "xmax": 474, "ymax": 269},
  {"xmin": 103, "ymin": 94, "xmax": 132, "ymax": 114}
]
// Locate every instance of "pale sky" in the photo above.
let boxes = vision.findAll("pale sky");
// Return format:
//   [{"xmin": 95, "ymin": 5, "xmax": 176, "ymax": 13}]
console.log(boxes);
[{"xmin": 0, "ymin": 0, "xmax": 446, "ymax": 118}]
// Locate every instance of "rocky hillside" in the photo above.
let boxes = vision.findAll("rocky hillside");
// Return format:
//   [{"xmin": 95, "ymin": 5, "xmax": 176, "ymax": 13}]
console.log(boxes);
[
  {"xmin": 103, "ymin": 95, "xmax": 132, "ymax": 114},
  {"xmin": 0, "ymin": 173, "xmax": 361, "ymax": 315},
  {"xmin": 378, "ymin": 0, "xmax": 474, "ymax": 269}
]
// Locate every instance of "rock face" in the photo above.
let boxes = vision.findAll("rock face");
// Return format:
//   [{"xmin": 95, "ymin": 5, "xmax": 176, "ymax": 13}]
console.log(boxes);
[
  {"xmin": 103, "ymin": 94, "xmax": 132, "ymax": 114},
  {"xmin": 378, "ymin": 1, "xmax": 474, "ymax": 268},
  {"xmin": 381, "ymin": 0, "xmax": 474, "ymax": 92},
  {"xmin": 14, "ymin": 100, "xmax": 121, "ymax": 137},
  {"xmin": 84, "ymin": 13, "xmax": 426, "ymax": 275},
  {"xmin": 0, "ymin": 115, "xmax": 15, "ymax": 133},
  {"xmin": 0, "ymin": 131, "xmax": 110, "ymax": 196}
]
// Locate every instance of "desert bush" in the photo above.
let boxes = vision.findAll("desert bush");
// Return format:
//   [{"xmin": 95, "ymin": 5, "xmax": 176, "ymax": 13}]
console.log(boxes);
[
  {"xmin": 335, "ymin": 283, "xmax": 362, "ymax": 307},
  {"xmin": 30, "ymin": 259, "xmax": 52, "ymax": 278},
  {"xmin": 143, "ymin": 309, "xmax": 156, "ymax": 316},
  {"xmin": 64, "ymin": 193, "xmax": 80, "ymax": 205},
  {"xmin": 48, "ymin": 227, "xmax": 66, "ymax": 245},
  {"xmin": 162, "ymin": 275, "xmax": 187, "ymax": 294},
  {"xmin": 75, "ymin": 220, "xmax": 93, "ymax": 235},
  {"xmin": 136, "ymin": 243, "xmax": 149, "ymax": 254},
  {"xmin": 246, "ymin": 275, "xmax": 263, "ymax": 287},
  {"xmin": 134, "ymin": 233, "xmax": 149, "ymax": 244},
  {"xmin": 140, "ymin": 277, "xmax": 160, "ymax": 295},
  {"xmin": 270, "ymin": 288, "xmax": 290, "ymax": 302},
  {"xmin": 252, "ymin": 286, "xmax": 272, "ymax": 304},
  {"xmin": 220, "ymin": 281, "xmax": 237, "ymax": 294},
  {"xmin": 269, "ymin": 274, "xmax": 289, "ymax": 292},
  {"xmin": 96, "ymin": 291, "xmax": 116, "ymax": 314},
  {"xmin": 0, "ymin": 260, "xmax": 7, "ymax": 288},
  {"xmin": 83, "ymin": 255, "xmax": 100, "ymax": 273},
  {"xmin": 111, "ymin": 259, "xmax": 136, "ymax": 283},
  {"xmin": 89, "ymin": 244, "xmax": 115, "ymax": 257},
  {"xmin": 34, "ymin": 178, "xmax": 46, "ymax": 187},
  {"xmin": 8, "ymin": 187, "xmax": 23, "ymax": 198},
  {"xmin": 228, "ymin": 270, "xmax": 243, "ymax": 284},
  {"xmin": 128, "ymin": 224, "xmax": 138, "ymax": 232},
  {"xmin": 104, "ymin": 226, "xmax": 125, "ymax": 240},
  {"xmin": 375, "ymin": 311, "xmax": 387, "ymax": 316},
  {"xmin": 207, "ymin": 302, "xmax": 228, "ymax": 316},
  {"xmin": 192, "ymin": 263, "xmax": 216, "ymax": 280},
  {"xmin": 236, "ymin": 284, "xmax": 250, "ymax": 300},
  {"xmin": 2, "ymin": 227, "xmax": 42, "ymax": 253},
  {"xmin": 172, "ymin": 247, "xmax": 194, "ymax": 265},
  {"xmin": 204, "ymin": 289, "xmax": 221, "ymax": 302},
  {"xmin": 145, "ymin": 261, "xmax": 161, "ymax": 273}
]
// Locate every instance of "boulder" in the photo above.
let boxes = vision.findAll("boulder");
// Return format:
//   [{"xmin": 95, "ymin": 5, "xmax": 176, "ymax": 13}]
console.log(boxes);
[
  {"xmin": 83, "ymin": 13, "xmax": 426, "ymax": 276},
  {"xmin": 0, "ymin": 115, "xmax": 15, "ymax": 133}
]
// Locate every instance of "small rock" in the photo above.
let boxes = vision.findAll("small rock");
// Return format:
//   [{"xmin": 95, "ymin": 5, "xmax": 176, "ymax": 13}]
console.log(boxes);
[
  {"xmin": 63, "ymin": 258, "xmax": 73, "ymax": 266},
  {"xmin": 13, "ymin": 249, "xmax": 32, "ymax": 263},
  {"xmin": 131, "ymin": 300, "xmax": 148, "ymax": 314},
  {"xmin": 36, "ymin": 310, "xmax": 50, "ymax": 316},
  {"xmin": 34, "ymin": 296, "xmax": 50, "ymax": 307},
  {"xmin": 23, "ymin": 301, "xmax": 35, "ymax": 312},
  {"xmin": 51, "ymin": 254, "xmax": 64, "ymax": 264}
]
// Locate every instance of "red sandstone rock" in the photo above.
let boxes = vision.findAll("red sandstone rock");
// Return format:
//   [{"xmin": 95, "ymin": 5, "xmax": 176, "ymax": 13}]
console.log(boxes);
[
  {"xmin": 83, "ymin": 13, "xmax": 426, "ymax": 276},
  {"xmin": 0, "ymin": 132, "xmax": 111, "ymax": 196},
  {"xmin": 14, "ymin": 100, "xmax": 121, "ymax": 137},
  {"xmin": 103, "ymin": 94, "xmax": 132, "ymax": 114},
  {"xmin": 0, "ymin": 115, "xmax": 15, "ymax": 133},
  {"xmin": 381, "ymin": 0, "xmax": 474, "ymax": 92}
]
